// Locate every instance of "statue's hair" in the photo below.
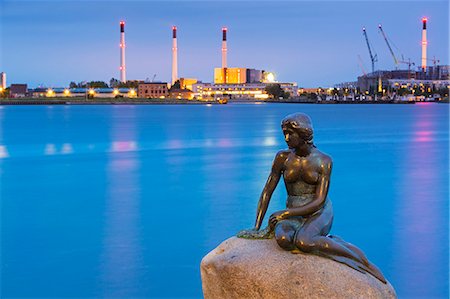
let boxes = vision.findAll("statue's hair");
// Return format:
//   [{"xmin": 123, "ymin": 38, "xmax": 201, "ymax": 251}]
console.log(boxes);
[{"xmin": 281, "ymin": 113, "xmax": 314, "ymax": 145}]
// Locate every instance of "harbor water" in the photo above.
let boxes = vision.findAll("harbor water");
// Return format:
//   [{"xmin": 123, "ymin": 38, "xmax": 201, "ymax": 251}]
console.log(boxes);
[{"xmin": 1, "ymin": 103, "xmax": 448, "ymax": 298}]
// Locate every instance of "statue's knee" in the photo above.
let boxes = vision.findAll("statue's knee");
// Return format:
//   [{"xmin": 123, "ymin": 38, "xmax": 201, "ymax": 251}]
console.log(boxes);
[
  {"xmin": 274, "ymin": 223, "xmax": 296, "ymax": 251},
  {"xmin": 295, "ymin": 235, "xmax": 315, "ymax": 253}
]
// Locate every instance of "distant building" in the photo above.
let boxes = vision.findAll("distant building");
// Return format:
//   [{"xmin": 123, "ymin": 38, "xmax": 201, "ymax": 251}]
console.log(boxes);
[
  {"xmin": 31, "ymin": 87, "xmax": 135, "ymax": 98},
  {"xmin": 10, "ymin": 84, "xmax": 28, "ymax": 98},
  {"xmin": 138, "ymin": 82, "xmax": 169, "ymax": 98},
  {"xmin": 169, "ymin": 88, "xmax": 194, "ymax": 100},
  {"xmin": 357, "ymin": 66, "xmax": 450, "ymax": 93},
  {"xmin": 179, "ymin": 78, "xmax": 198, "ymax": 91},
  {"xmin": 192, "ymin": 82, "xmax": 297, "ymax": 100},
  {"xmin": 1, "ymin": 72, "xmax": 6, "ymax": 89},
  {"xmin": 214, "ymin": 68, "xmax": 264, "ymax": 84}
]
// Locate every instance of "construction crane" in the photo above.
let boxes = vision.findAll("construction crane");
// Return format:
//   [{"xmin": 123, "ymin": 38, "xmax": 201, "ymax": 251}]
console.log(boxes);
[
  {"xmin": 398, "ymin": 56, "xmax": 415, "ymax": 79},
  {"xmin": 378, "ymin": 24, "xmax": 398, "ymax": 67},
  {"xmin": 427, "ymin": 56, "xmax": 440, "ymax": 67},
  {"xmin": 357, "ymin": 55, "xmax": 367, "ymax": 76},
  {"xmin": 362, "ymin": 27, "xmax": 378, "ymax": 73}
]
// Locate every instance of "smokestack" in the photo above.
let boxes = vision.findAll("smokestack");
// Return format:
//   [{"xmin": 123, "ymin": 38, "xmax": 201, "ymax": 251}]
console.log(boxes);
[
  {"xmin": 119, "ymin": 21, "xmax": 126, "ymax": 83},
  {"xmin": 421, "ymin": 17, "xmax": 427, "ymax": 72},
  {"xmin": 222, "ymin": 27, "xmax": 227, "ymax": 69},
  {"xmin": 0, "ymin": 72, "xmax": 6, "ymax": 89},
  {"xmin": 172, "ymin": 26, "xmax": 178, "ymax": 86}
]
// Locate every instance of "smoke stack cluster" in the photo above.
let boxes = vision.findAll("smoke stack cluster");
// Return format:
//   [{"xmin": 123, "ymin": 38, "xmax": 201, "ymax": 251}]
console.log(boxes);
[
  {"xmin": 119, "ymin": 21, "xmax": 126, "ymax": 82},
  {"xmin": 421, "ymin": 17, "xmax": 427, "ymax": 71},
  {"xmin": 172, "ymin": 26, "xmax": 178, "ymax": 85}
]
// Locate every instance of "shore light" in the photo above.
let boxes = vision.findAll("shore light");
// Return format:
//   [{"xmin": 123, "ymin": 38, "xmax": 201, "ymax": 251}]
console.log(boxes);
[
  {"xmin": 266, "ymin": 72, "xmax": 275, "ymax": 83},
  {"xmin": 46, "ymin": 89, "xmax": 55, "ymax": 97},
  {"xmin": 64, "ymin": 89, "xmax": 70, "ymax": 96},
  {"xmin": 128, "ymin": 89, "xmax": 136, "ymax": 97}
]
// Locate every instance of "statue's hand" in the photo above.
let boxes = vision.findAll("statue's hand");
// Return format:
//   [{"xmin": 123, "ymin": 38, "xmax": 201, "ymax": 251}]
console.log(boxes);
[{"xmin": 269, "ymin": 210, "xmax": 289, "ymax": 228}]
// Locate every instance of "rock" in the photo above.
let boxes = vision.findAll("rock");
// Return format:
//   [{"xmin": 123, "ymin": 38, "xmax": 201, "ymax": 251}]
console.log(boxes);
[{"xmin": 201, "ymin": 237, "xmax": 396, "ymax": 299}]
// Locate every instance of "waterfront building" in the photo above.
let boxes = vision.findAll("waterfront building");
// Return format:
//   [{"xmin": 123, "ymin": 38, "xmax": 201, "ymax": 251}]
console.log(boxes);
[
  {"xmin": 10, "ymin": 84, "xmax": 28, "ymax": 98},
  {"xmin": 214, "ymin": 68, "xmax": 264, "ymax": 84},
  {"xmin": 179, "ymin": 78, "xmax": 198, "ymax": 91},
  {"xmin": 138, "ymin": 82, "xmax": 169, "ymax": 98},
  {"xmin": 31, "ymin": 88, "xmax": 134, "ymax": 98},
  {"xmin": 169, "ymin": 88, "xmax": 194, "ymax": 100},
  {"xmin": 357, "ymin": 66, "xmax": 450, "ymax": 93},
  {"xmin": 192, "ymin": 82, "xmax": 298, "ymax": 100}
]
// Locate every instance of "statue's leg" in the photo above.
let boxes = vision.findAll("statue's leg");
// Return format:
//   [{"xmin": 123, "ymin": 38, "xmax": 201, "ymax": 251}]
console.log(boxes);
[
  {"xmin": 274, "ymin": 219, "xmax": 301, "ymax": 251},
  {"xmin": 294, "ymin": 206, "xmax": 387, "ymax": 283},
  {"xmin": 294, "ymin": 207, "xmax": 363, "ymax": 262}
]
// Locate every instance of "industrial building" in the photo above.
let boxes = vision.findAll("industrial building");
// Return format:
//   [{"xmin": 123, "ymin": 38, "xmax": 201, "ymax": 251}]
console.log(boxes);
[
  {"xmin": 10, "ymin": 84, "xmax": 28, "ymax": 98},
  {"xmin": 357, "ymin": 66, "xmax": 449, "ymax": 93},
  {"xmin": 192, "ymin": 82, "xmax": 297, "ymax": 100},
  {"xmin": 179, "ymin": 78, "xmax": 198, "ymax": 90},
  {"xmin": 214, "ymin": 68, "xmax": 264, "ymax": 84},
  {"xmin": 31, "ymin": 88, "xmax": 136, "ymax": 98},
  {"xmin": 169, "ymin": 88, "xmax": 193, "ymax": 100},
  {"xmin": 137, "ymin": 82, "xmax": 169, "ymax": 98}
]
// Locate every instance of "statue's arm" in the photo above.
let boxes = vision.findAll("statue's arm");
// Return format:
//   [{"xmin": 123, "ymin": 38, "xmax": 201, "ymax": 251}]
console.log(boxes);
[
  {"xmin": 254, "ymin": 151, "xmax": 285, "ymax": 230},
  {"xmin": 283, "ymin": 156, "xmax": 332, "ymax": 218}
]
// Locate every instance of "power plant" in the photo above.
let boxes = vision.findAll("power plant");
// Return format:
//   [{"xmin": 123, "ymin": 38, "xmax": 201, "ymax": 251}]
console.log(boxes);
[
  {"xmin": 119, "ymin": 21, "xmax": 126, "ymax": 83},
  {"xmin": 350, "ymin": 17, "xmax": 449, "ymax": 98}
]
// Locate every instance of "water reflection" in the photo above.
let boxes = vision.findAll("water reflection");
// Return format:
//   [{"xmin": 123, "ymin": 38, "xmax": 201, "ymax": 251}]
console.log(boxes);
[
  {"xmin": 393, "ymin": 106, "xmax": 448, "ymax": 297},
  {"xmin": 100, "ymin": 107, "xmax": 142, "ymax": 298}
]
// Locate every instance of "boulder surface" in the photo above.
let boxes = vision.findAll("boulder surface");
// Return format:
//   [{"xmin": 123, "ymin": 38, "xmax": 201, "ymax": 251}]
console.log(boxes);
[{"xmin": 201, "ymin": 237, "xmax": 396, "ymax": 299}]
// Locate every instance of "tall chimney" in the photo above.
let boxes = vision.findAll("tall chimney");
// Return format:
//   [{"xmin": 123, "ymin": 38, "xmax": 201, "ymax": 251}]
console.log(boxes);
[
  {"xmin": 119, "ymin": 21, "xmax": 126, "ymax": 83},
  {"xmin": 222, "ymin": 27, "xmax": 227, "ymax": 69},
  {"xmin": 172, "ymin": 26, "xmax": 178, "ymax": 86},
  {"xmin": 421, "ymin": 17, "xmax": 427, "ymax": 72},
  {"xmin": 0, "ymin": 72, "xmax": 6, "ymax": 89}
]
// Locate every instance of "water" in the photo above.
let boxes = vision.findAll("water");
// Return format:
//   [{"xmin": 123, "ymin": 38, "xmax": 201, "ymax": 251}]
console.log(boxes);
[{"xmin": 1, "ymin": 103, "xmax": 448, "ymax": 298}]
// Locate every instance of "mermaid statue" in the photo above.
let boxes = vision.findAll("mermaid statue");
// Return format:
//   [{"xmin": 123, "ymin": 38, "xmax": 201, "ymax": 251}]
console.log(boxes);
[{"xmin": 238, "ymin": 113, "xmax": 386, "ymax": 283}]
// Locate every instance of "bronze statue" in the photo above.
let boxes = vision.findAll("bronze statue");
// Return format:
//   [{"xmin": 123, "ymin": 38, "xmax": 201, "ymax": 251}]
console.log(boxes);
[{"xmin": 238, "ymin": 113, "xmax": 386, "ymax": 283}]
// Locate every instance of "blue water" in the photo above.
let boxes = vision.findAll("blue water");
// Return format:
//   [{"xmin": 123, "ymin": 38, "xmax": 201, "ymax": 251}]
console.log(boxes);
[{"xmin": 1, "ymin": 103, "xmax": 448, "ymax": 298}]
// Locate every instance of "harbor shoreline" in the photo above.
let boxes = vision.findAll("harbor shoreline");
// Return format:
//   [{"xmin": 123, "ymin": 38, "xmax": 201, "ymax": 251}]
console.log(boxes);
[{"xmin": 1, "ymin": 97, "xmax": 446, "ymax": 105}]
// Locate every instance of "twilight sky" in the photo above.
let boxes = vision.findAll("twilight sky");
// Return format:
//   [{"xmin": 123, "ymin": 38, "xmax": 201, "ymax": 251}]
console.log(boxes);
[{"xmin": 0, "ymin": 0, "xmax": 448, "ymax": 88}]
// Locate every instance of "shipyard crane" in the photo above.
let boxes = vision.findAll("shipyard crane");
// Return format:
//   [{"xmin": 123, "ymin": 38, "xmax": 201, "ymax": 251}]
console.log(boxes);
[
  {"xmin": 399, "ymin": 55, "xmax": 415, "ymax": 79},
  {"xmin": 362, "ymin": 27, "xmax": 378, "ymax": 73},
  {"xmin": 357, "ymin": 55, "xmax": 367, "ymax": 76},
  {"xmin": 378, "ymin": 24, "xmax": 398, "ymax": 67},
  {"xmin": 427, "ymin": 56, "xmax": 440, "ymax": 67}
]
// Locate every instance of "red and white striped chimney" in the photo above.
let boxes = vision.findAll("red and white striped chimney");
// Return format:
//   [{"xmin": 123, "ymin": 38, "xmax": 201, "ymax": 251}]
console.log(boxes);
[
  {"xmin": 119, "ymin": 21, "xmax": 126, "ymax": 83},
  {"xmin": 172, "ymin": 26, "xmax": 178, "ymax": 85},
  {"xmin": 222, "ymin": 27, "xmax": 227, "ymax": 69},
  {"xmin": 421, "ymin": 17, "xmax": 427, "ymax": 72}
]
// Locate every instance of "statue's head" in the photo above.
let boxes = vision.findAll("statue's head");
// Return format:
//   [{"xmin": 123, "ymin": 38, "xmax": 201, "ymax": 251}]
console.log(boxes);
[{"xmin": 281, "ymin": 113, "xmax": 314, "ymax": 148}]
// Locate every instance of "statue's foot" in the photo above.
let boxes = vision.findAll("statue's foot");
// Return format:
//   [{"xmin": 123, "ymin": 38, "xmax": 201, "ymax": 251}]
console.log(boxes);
[
  {"xmin": 290, "ymin": 248, "xmax": 302, "ymax": 254},
  {"xmin": 366, "ymin": 262, "xmax": 387, "ymax": 284}
]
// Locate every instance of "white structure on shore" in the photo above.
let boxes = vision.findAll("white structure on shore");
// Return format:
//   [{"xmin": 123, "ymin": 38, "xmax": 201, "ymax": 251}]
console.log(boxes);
[
  {"xmin": 119, "ymin": 21, "xmax": 126, "ymax": 83},
  {"xmin": 172, "ymin": 26, "xmax": 178, "ymax": 85},
  {"xmin": 1, "ymin": 72, "xmax": 6, "ymax": 89},
  {"xmin": 222, "ymin": 27, "xmax": 227, "ymax": 69}
]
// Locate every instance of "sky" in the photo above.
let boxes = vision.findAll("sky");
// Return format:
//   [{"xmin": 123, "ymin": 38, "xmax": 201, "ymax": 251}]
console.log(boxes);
[{"xmin": 0, "ymin": 0, "xmax": 448, "ymax": 88}]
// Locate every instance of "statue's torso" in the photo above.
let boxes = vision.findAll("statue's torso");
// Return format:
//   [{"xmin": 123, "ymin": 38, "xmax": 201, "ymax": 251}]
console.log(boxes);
[{"xmin": 282, "ymin": 149, "xmax": 328, "ymax": 208}]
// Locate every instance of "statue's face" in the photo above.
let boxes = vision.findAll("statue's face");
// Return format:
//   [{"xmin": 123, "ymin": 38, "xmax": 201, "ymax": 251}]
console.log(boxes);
[{"xmin": 282, "ymin": 126, "xmax": 301, "ymax": 149}]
